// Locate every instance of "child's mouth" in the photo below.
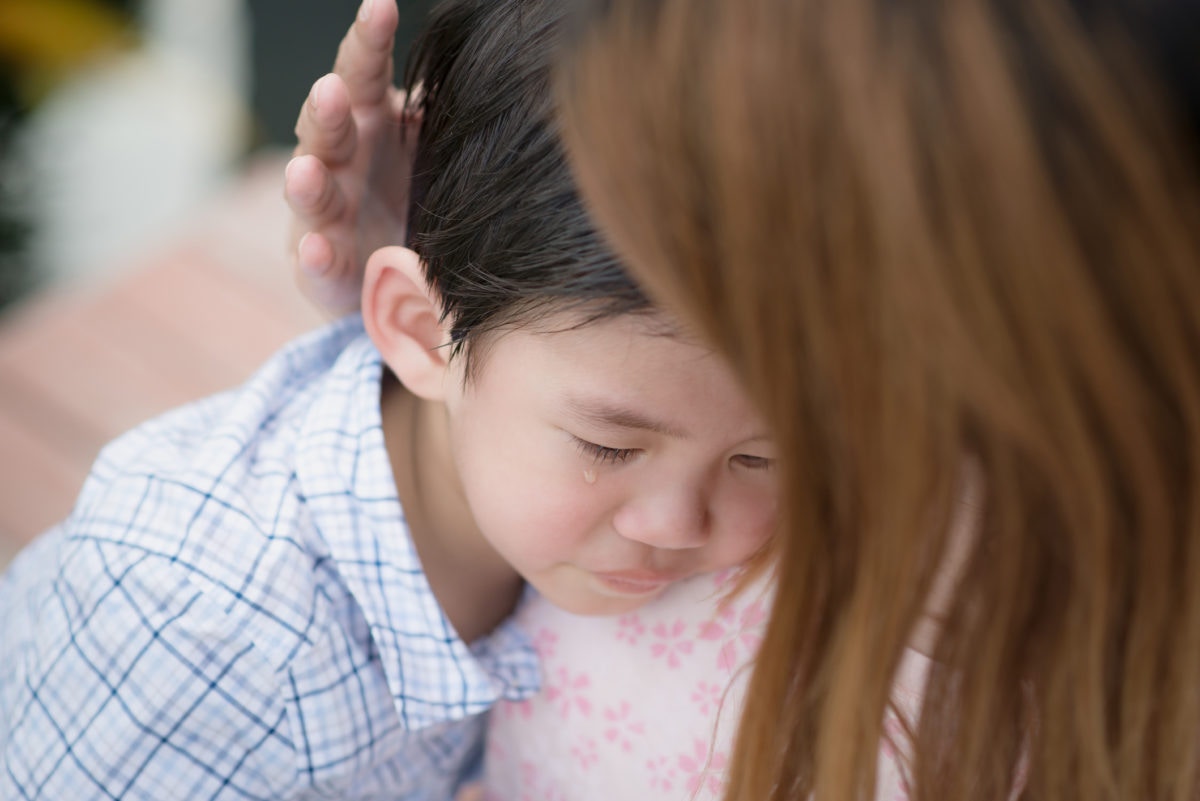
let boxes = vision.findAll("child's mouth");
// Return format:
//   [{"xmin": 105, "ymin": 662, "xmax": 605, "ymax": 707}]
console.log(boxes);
[{"xmin": 590, "ymin": 569, "xmax": 679, "ymax": 597}]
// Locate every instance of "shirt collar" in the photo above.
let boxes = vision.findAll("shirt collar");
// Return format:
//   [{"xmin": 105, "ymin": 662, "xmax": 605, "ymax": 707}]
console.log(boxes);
[{"xmin": 295, "ymin": 317, "xmax": 539, "ymax": 728}]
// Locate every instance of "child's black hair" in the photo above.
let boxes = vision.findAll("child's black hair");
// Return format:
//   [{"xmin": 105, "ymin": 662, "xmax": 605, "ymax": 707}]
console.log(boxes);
[{"xmin": 403, "ymin": 0, "xmax": 653, "ymax": 373}]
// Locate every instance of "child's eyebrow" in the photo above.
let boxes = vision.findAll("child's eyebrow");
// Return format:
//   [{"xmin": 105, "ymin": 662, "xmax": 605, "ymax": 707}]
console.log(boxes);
[{"xmin": 563, "ymin": 396, "xmax": 689, "ymax": 438}]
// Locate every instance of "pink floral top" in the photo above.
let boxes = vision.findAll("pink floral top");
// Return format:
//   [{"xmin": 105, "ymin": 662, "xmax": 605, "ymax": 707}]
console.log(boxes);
[{"xmin": 483, "ymin": 571, "xmax": 932, "ymax": 801}]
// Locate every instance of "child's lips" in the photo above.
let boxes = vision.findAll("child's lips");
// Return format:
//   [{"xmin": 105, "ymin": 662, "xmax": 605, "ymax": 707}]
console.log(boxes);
[{"xmin": 590, "ymin": 569, "xmax": 682, "ymax": 597}]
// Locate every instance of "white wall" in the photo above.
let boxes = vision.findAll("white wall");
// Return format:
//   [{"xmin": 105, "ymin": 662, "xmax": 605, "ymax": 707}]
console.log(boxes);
[{"xmin": 11, "ymin": 0, "xmax": 253, "ymax": 287}]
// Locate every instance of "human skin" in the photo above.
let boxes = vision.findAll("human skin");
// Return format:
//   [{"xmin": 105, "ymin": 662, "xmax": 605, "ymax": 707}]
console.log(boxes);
[
  {"xmin": 285, "ymin": 0, "xmax": 418, "ymax": 314},
  {"xmin": 362, "ymin": 244, "xmax": 778, "ymax": 627}
]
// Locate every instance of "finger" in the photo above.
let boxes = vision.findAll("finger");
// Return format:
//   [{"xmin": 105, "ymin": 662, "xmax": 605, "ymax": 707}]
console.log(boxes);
[
  {"xmin": 334, "ymin": 0, "xmax": 400, "ymax": 108},
  {"xmin": 297, "ymin": 231, "xmax": 336, "ymax": 279},
  {"xmin": 284, "ymin": 155, "xmax": 348, "ymax": 229},
  {"xmin": 292, "ymin": 74, "xmax": 356, "ymax": 165},
  {"xmin": 296, "ymin": 234, "xmax": 364, "ymax": 316}
]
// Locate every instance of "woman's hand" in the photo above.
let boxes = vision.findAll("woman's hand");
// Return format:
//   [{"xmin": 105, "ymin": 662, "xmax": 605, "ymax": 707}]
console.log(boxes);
[{"xmin": 284, "ymin": 0, "xmax": 421, "ymax": 315}]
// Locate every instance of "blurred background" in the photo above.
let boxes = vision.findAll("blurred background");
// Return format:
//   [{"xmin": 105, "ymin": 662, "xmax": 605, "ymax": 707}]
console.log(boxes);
[
  {"xmin": 0, "ymin": 0, "xmax": 434, "ymax": 565},
  {"xmin": 1, "ymin": 0, "xmax": 434, "ymax": 307}
]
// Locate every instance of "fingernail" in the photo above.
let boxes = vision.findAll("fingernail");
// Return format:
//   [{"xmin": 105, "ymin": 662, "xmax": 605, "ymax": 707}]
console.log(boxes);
[
  {"xmin": 311, "ymin": 75, "xmax": 330, "ymax": 111},
  {"xmin": 358, "ymin": 0, "xmax": 373, "ymax": 22}
]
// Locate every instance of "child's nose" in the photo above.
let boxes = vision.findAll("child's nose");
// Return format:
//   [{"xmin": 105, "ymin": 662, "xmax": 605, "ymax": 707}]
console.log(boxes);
[{"xmin": 611, "ymin": 483, "xmax": 710, "ymax": 549}]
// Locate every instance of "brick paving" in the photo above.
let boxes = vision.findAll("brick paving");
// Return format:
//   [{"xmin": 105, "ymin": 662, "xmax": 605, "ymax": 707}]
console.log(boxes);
[{"xmin": 0, "ymin": 154, "xmax": 323, "ymax": 567}]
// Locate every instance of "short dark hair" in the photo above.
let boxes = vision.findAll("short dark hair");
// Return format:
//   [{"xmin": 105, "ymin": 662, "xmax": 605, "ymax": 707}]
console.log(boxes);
[{"xmin": 403, "ymin": 0, "xmax": 652, "ymax": 374}]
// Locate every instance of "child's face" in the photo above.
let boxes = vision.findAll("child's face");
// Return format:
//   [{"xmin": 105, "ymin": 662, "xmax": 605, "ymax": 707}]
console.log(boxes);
[{"xmin": 442, "ymin": 312, "xmax": 777, "ymax": 616}]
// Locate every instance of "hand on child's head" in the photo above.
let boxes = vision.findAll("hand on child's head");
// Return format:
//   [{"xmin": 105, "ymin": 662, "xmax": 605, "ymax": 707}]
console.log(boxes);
[{"xmin": 286, "ymin": 0, "xmax": 419, "ymax": 316}]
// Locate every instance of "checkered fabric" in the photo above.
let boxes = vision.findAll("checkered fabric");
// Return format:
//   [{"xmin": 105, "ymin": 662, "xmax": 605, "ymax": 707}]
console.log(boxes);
[{"xmin": 0, "ymin": 316, "xmax": 540, "ymax": 800}]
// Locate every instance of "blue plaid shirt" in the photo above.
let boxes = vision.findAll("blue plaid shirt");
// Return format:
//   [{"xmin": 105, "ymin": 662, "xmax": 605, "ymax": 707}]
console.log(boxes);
[{"xmin": 0, "ymin": 316, "xmax": 541, "ymax": 800}]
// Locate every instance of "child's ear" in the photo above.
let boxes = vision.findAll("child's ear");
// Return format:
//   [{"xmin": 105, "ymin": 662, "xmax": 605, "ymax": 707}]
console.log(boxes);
[{"xmin": 362, "ymin": 246, "xmax": 453, "ymax": 401}]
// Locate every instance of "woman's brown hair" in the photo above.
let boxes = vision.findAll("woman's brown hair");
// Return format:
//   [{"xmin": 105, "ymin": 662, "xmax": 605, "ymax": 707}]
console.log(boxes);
[{"xmin": 558, "ymin": 0, "xmax": 1200, "ymax": 799}]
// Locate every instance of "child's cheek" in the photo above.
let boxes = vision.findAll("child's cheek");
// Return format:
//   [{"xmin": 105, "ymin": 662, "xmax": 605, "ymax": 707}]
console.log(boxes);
[
  {"xmin": 482, "ymin": 456, "xmax": 607, "ymax": 540},
  {"xmin": 526, "ymin": 473, "xmax": 613, "ymax": 535},
  {"xmin": 716, "ymin": 485, "xmax": 778, "ymax": 564}
]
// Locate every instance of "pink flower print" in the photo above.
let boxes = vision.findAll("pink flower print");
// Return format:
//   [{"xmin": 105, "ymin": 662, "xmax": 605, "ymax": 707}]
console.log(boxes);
[
  {"xmin": 690, "ymin": 679, "xmax": 724, "ymax": 717},
  {"xmin": 647, "ymin": 754, "xmax": 678, "ymax": 792},
  {"xmin": 739, "ymin": 598, "xmax": 767, "ymax": 633},
  {"xmin": 544, "ymin": 666, "xmax": 593, "ymax": 720},
  {"xmin": 696, "ymin": 614, "xmax": 739, "ymax": 672},
  {"xmin": 539, "ymin": 784, "xmax": 568, "ymax": 801},
  {"xmin": 678, "ymin": 738, "xmax": 729, "ymax": 798},
  {"xmin": 697, "ymin": 601, "xmax": 738, "ymax": 641},
  {"xmin": 485, "ymin": 737, "xmax": 508, "ymax": 766},
  {"xmin": 570, "ymin": 736, "xmax": 600, "ymax": 771},
  {"xmin": 516, "ymin": 760, "xmax": 541, "ymax": 801},
  {"xmin": 602, "ymin": 700, "xmax": 647, "ymax": 752},
  {"xmin": 716, "ymin": 642, "xmax": 741, "ymax": 673},
  {"xmin": 713, "ymin": 566, "xmax": 756, "ymax": 591},
  {"xmin": 650, "ymin": 618, "xmax": 695, "ymax": 668},
  {"xmin": 723, "ymin": 599, "xmax": 766, "ymax": 669},
  {"xmin": 533, "ymin": 627, "xmax": 559, "ymax": 660},
  {"xmin": 696, "ymin": 619, "xmax": 726, "ymax": 642},
  {"xmin": 494, "ymin": 697, "xmax": 535, "ymax": 721},
  {"xmin": 516, "ymin": 761, "xmax": 568, "ymax": 801},
  {"xmin": 699, "ymin": 599, "xmax": 766, "ymax": 672},
  {"xmin": 616, "ymin": 613, "xmax": 645, "ymax": 645}
]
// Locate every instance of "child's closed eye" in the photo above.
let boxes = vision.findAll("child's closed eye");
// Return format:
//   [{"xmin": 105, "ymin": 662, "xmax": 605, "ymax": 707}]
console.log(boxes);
[
  {"xmin": 731, "ymin": 454, "xmax": 774, "ymax": 471},
  {"xmin": 572, "ymin": 436, "xmax": 638, "ymax": 465}
]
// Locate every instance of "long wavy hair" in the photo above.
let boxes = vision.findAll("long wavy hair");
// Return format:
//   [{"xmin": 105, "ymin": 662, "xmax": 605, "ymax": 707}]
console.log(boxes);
[{"xmin": 558, "ymin": 0, "xmax": 1200, "ymax": 799}]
